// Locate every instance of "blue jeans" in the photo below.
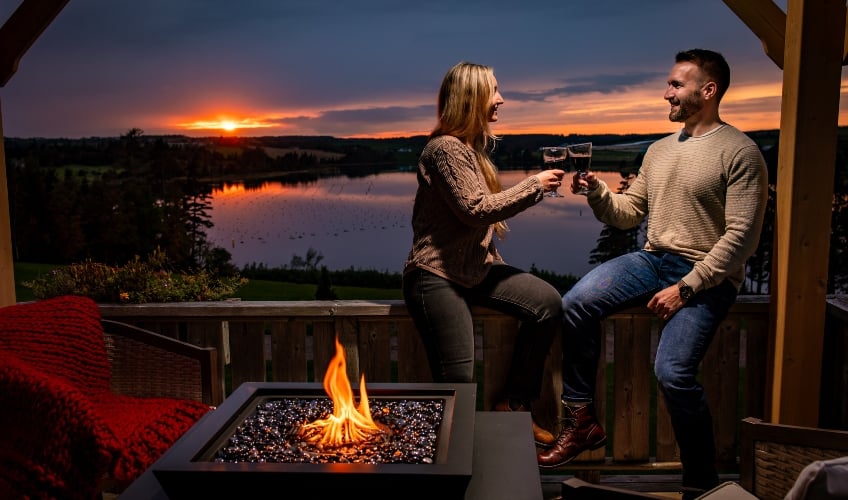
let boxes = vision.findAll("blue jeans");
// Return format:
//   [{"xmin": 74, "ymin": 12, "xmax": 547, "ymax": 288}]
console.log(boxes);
[
  {"xmin": 403, "ymin": 264, "xmax": 561, "ymax": 402},
  {"xmin": 561, "ymin": 250, "xmax": 737, "ymax": 489}
]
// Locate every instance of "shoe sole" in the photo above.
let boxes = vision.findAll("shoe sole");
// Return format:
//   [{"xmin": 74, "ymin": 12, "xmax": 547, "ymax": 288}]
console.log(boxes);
[{"xmin": 536, "ymin": 438, "xmax": 607, "ymax": 469}]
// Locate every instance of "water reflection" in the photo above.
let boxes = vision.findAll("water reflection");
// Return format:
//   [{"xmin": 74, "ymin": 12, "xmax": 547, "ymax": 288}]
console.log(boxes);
[{"xmin": 205, "ymin": 170, "xmax": 628, "ymax": 277}]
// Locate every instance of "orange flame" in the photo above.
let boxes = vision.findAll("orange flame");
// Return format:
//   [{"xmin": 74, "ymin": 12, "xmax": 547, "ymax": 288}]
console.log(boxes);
[{"xmin": 297, "ymin": 336, "xmax": 386, "ymax": 446}]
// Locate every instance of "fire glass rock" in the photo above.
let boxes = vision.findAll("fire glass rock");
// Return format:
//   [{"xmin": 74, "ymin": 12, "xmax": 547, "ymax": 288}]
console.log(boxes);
[{"xmin": 213, "ymin": 397, "xmax": 445, "ymax": 465}]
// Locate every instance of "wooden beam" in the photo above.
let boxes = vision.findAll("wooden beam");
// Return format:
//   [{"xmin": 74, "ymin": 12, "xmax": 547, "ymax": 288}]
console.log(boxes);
[
  {"xmin": 0, "ymin": 98, "xmax": 12, "ymax": 306},
  {"xmin": 770, "ymin": 0, "xmax": 845, "ymax": 426},
  {"xmin": 722, "ymin": 0, "xmax": 787, "ymax": 68},
  {"xmin": 844, "ymin": 10, "xmax": 848, "ymax": 65},
  {"xmin": 0, "ymin": 0, "xmax": 69, "ymax": 305},
  {"xmin": 0, "ymin": 0, "xmax": 70, "ymax": 86}
]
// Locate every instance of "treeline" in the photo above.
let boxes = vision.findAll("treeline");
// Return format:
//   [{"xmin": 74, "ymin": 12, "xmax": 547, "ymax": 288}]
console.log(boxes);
[{"xmin": 240, "ymin": 258, "xmax": 580, "ymax": 295}]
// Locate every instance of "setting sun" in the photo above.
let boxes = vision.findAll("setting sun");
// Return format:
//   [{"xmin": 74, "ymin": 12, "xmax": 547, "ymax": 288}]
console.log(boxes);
[{"xmin": 177, "ymin": 116, "xmax": 276, "ymax": 134}]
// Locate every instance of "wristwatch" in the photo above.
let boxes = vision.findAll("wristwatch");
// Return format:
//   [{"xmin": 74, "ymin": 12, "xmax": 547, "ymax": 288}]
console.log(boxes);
[{"xmin": 678, "ymin": 280, "xmax": 695, "ymax": 301}]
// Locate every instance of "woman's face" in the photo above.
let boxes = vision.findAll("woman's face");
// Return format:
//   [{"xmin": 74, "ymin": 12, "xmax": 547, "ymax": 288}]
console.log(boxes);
[{"xmin": 489, "ymin": 76, "xmax": 504, "ymax": 122}]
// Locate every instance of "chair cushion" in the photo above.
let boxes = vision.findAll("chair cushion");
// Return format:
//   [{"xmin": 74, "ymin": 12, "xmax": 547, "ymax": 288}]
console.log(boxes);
[
  {"xmin": 786, "ymin": 456, "xmax": 848, "ymax": 500},
  {"xmin": 95, "ymin": 391, "xmax": 212, "ymax": 484},
  {"xmin": 0, "ymin": 296, "xmax": 111, "ymax": 391}
]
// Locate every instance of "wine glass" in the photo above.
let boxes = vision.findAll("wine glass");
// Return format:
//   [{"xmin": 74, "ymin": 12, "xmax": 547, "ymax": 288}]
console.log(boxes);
[
  {"xmin": 567, "ymin": 142, "xmax": 593, "ymax": 195},
  {"xmin": 540, "ymin": 146, "xmax": 568, "ymax": 198}
]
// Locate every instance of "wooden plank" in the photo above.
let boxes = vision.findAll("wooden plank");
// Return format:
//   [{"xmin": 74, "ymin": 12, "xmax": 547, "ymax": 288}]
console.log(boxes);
[
  {"xmin": 186, "ymin": 321, "xmax": 227, "ymax": 402},
  {"xmin": 703, "ymin": 316, "xmax": 742, "ymax": 466},
  {"xmin": 395, "ymin": 318, "xmax": 431, "ymax": 383},
  {"xmin": 573, "ymin": 319, "xmax": 611, "ymax": 465},
  {"xmin": 97, "ymin": 299, "xmax": 770, "ymax": 320},
  {"xmin": 655, "ymin": 323, "xmax": 678, "ymax": 463},
  {"xmin": 227, "ymin": 321, "xmax": 266, "ymax": 391},
  {"xmin": 744, "ymin": 314, "xmax": 769, "ymax": 420},
  {"xmin": 536, "ymin": 332, "xmax": 561, "ymax": 432},
  {"xmin": 482, "ymin": 317, "xmax": 518, "ymax": 411},
  {"xmin": 612, "ymin": 315, "xmax": 651, "ymax": 462},
  {"xmin": 139, "ymin": 320, "xmax": 181, "ymax": 339},
  {"xmin": 336, "ymin": 317, "xmax": 360, "ymax": 384},
  {"xmin": 822, "ymin": 311, "xmax": 848, "ymax": 428},
  {"xmin": 269, "ymin": 319, "xmax": 308, "ymax": 382},
  {"xmin": 356, "ymin": 319, "xmax": 393, "ymax": 382},
  {"xmin": 312, "ymin": 320, "xmax": 335, "ymax": 382}
]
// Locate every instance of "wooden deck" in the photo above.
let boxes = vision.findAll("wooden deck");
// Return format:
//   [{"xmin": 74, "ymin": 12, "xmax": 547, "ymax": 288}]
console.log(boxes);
[{"xmin": 97, "ymin": 294, "xmax": 848, "ymax": 486}]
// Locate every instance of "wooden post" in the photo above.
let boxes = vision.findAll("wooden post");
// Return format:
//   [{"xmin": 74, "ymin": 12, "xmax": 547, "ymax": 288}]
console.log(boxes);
[
  {"xmin": 0, "ymin": 98, "xmax": 14, "ymax": 306},
  {"xmin": 770, "ymin": 0, "xmax": 845, "ymax": 426}
]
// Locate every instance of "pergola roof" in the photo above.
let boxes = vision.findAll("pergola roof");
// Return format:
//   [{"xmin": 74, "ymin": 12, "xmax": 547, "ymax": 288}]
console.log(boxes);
[{"xmin": 0, "ymin": 0, "xmax": 846, "ymax": 427}]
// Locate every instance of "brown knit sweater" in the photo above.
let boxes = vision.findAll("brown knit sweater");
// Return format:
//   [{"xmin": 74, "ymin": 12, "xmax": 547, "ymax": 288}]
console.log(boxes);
[
  {"xmin": 587, "ymin": 124, "xmax": 768, "ymax": 292},
  {"xmin": 403, "ymin": 135, "xmax": 545, "ymax": 288}
]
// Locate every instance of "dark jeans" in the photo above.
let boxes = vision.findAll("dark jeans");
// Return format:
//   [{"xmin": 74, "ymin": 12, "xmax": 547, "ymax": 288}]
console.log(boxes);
[
  {"xmin": 560, "ymin": 250, "xmax": 737, "ymax": 490},
  {"xmin": 402, "ymin": 264, "xmax": 561, "ymax": 402}
]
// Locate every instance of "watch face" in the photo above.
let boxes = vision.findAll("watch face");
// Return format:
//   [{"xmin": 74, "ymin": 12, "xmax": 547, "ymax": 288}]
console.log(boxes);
[{"xmin": 680, "ymin": 286, "xmax": 694, "ymax": 300}]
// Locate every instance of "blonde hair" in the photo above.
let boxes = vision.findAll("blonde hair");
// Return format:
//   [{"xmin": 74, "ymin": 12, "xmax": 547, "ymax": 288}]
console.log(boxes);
[{"xmin": 432, "ymin": 62, "xmax": 506, "ymax": 238}]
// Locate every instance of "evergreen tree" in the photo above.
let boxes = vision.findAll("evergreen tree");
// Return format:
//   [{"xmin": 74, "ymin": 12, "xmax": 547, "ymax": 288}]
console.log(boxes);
[{"xmin": 315, "ymin": 266, "xmax": 337, "ymax": 299}]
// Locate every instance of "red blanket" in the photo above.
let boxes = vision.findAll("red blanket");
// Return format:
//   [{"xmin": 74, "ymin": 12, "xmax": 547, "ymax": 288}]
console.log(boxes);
[{"xmin": 0, "ymin": 296, "xmax": 212, "ymax": 499}]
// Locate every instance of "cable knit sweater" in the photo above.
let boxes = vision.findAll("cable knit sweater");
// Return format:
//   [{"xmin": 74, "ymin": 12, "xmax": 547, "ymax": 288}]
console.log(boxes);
[
  {"xmin": 587, "ymin": 124, "xmax": 768, "ymax": 292},
  {"xmin": 403, "ymin": 135, "xmax": 545, "ymax": 288}
]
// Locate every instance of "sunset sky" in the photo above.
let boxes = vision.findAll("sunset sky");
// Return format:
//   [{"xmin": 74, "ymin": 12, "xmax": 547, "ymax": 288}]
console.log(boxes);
[{"xmin": 1, "ymin": 0, "xmax": 845, "ymax": 139}]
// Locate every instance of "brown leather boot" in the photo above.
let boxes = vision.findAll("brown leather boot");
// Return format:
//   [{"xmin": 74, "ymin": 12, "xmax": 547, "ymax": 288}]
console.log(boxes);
[
  {"xmin": 536, "ymin": 402, "xmax": 606, "ymax": 468},
  {"xmin": 493, "ymin": 398, "xmax": 555, "ymax": 447}
]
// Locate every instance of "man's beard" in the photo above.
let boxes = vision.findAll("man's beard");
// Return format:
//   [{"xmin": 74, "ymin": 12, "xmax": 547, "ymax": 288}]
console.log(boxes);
[{"xmin": 668, "ymin": 92, "xmax": 702, "ymax": 122}]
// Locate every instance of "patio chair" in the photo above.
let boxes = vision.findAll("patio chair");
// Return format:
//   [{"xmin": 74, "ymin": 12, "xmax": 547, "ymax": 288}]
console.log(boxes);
[
  {"xmin": 0, "ymin": 295, "xmax": 221, "ymax": 500},
  {"xmin": 740, "ymin": 416, "xmax": 848, "ymax": 500}
]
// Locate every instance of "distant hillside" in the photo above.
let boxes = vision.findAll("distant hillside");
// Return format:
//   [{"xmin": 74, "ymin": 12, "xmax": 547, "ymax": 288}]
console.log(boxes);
[{"xmin": 1, "ymin": 128, "xmax": 788, "ymax": 174}]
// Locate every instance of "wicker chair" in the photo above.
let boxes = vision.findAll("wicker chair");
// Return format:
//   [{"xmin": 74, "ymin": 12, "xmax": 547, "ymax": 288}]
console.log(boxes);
[
  {"xmin": 103, "ymin": 318, "xmax": 221, "ymax": 407},
  {"xmin": 740, "ymin": 416, "xmax": 848, "ymax": 499},
  {"xmin": 0, "ymin": 296, "xmax": 222, "ymax": 500}
]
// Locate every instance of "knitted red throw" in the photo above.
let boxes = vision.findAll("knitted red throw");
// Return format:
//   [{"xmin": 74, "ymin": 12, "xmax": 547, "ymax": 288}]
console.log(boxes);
[{"xmin": 0, "ymin": 296, "xmax": 212, "ymax": 499}]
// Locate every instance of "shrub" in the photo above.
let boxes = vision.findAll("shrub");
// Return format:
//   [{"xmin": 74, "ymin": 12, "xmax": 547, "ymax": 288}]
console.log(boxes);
[{"xmin": 23, "ymin": 250, "xmax": 247, "ymax": 303}]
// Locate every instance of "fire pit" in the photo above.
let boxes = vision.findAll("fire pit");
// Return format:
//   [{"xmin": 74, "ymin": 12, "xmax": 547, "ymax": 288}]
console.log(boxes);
[{"xmin": 153, "ymin": 337, "xmax": 476, "ymax": 499}]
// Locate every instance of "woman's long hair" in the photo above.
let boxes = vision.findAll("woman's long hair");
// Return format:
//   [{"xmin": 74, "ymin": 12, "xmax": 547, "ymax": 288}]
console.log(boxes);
[{"xmin": 431, "ymin": 62, "xmax": 507, "ymax": 238}]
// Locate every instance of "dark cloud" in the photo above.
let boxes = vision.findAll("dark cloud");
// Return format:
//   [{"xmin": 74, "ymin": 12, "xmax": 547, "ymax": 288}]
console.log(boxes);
[
  {"xmin": 0, "ymin": 0, "xmax": 805, "ymax": 138},
  {"xmin": 505, "ymin": 72, "xmax": 664, "ymax": 102},
  {"xmin": 278, "ymin": 105, "xmax": 434, "ymax": 135}
]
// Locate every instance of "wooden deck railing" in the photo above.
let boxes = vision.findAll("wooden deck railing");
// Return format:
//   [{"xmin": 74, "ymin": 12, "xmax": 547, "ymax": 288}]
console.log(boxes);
[{"xmin": 97, "ymin": 294, "xmax": 848, "ymax": 482}]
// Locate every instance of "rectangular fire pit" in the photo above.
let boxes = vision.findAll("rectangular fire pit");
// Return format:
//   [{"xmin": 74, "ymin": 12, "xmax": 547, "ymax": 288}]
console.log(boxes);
[{"xmin": 153, "ymin": 382, "xmax": 477, "ymax": 499}]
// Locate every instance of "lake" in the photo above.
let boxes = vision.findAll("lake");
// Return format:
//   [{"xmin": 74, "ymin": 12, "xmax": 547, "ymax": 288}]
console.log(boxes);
[{"xmin": 204, "ymin": 170, "xmax": 631, "ymax": 278}]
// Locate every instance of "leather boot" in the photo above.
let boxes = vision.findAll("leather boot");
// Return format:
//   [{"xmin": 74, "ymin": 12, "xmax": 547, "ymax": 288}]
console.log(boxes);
[
  {"xmin": 537, "ymin": 402, "xmax": 606, "ymax": 468},
  {"xmin": 493, "ymin": 398, "xmax": 555, "ymax": 447}
]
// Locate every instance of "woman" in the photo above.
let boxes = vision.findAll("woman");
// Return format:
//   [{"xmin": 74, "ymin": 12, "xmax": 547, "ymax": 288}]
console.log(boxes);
[{"xmin": 402, "ymin": 61, "xmax": 565, "ymax": 447}]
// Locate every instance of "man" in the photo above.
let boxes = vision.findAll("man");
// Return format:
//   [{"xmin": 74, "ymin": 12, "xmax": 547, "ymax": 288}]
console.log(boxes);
[{"xmin": 537, "ymin": 49, "xmax": 768, "ymax": 499}]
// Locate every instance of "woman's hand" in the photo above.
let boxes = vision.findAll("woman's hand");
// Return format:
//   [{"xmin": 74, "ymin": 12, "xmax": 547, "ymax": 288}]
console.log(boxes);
[{"xmin": 536, "ymin": 169, "xmax": 565, "ymax": 194}]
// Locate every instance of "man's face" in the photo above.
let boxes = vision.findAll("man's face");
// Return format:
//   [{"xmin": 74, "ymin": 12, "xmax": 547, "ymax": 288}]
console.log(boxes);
[{"xmin": 664, "ymin": 61, "xmax": 707, "ymax": 123}]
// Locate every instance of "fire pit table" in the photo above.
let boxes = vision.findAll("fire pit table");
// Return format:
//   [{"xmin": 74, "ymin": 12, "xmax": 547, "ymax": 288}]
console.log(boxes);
[{"xmin": 120, "ymin": 382, "xmax": 543, "ymax": 500}]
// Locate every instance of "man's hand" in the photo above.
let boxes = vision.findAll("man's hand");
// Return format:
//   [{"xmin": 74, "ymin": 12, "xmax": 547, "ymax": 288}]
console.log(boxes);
[{"xmin": 647, "ymin": 284, "xmax": 686, "ymax": 321}]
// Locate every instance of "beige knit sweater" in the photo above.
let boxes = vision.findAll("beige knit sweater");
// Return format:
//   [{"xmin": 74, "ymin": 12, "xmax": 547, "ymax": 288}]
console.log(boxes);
[
  {"xmin": 587, "ymin": 124, "xmax": 768, "ymax": 292},
  {"xmin": 403, "ymin": 135, "xmax": 545, "ymax": 288}
]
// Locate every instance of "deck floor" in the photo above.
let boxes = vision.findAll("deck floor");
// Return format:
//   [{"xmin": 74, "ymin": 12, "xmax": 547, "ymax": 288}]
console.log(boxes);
[{"xmin": 540, "ymin": 473, "xmax": 743, "ymax": 499}]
